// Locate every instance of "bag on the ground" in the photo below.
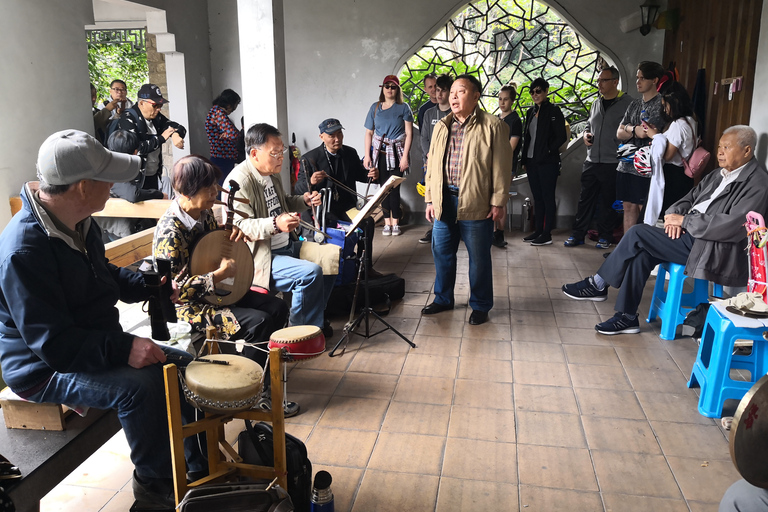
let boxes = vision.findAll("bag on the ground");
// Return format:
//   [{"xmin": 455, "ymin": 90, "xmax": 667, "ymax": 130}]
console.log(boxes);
[
  {"xmin": 178, "ymin": 482, "xmax": 293, "ymax": 512},
  {"xmin": 237, "ymin": 421, "xmax": 312, "ymax": 512},
  {"xmin": 325, "ymin": 273, "xmax": 405, "ymax": 316},
  {"xmin": 682, "ymin": 302, "xmax": 711, "ymax": 338}
]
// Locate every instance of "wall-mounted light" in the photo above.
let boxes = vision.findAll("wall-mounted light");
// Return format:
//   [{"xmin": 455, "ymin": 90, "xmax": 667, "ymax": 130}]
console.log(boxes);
[{"xmin": 639, "ymin": 0, "xmax": 660, "ymax": 36}]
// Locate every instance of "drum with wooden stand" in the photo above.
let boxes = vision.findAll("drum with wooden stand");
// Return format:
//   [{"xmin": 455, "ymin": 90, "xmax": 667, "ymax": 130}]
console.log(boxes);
[{"xmin": 181, "ymin": 354, "xmax": 264, "ymax": 414}]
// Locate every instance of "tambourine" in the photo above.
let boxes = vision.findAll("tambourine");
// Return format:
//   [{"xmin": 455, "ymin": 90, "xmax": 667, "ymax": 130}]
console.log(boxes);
[{"xmin": 269, "ymin": 325, "xmax": 326, "ymax": 361}]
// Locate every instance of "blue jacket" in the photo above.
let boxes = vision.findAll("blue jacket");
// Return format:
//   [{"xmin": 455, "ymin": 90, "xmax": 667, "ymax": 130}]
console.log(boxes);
[{"xmin": 0, "ymin": 184, "xmax": 149, "ymax": 394}]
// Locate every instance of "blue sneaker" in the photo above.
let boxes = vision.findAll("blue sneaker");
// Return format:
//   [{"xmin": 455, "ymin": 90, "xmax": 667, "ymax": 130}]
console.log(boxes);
[
  {"xmin": 564, "ymin": 236, "xmax": 584, "ymax": 247},
  {"xmin": 595, "ymin": 312, "xmax": 640, "ymax": 335},
  {"xmin": 596, "ymin": 239, "xmax": 611, "ymax": 250}
]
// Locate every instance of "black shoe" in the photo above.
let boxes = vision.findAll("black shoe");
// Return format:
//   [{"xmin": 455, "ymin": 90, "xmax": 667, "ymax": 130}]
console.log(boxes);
[
  {"xmin": 530, "ymin": 234, "xmax": 553, "ymax": 246},
  {"xmin": 132, "ymin": 471, "xmax": 175, "ymax": 510},
  {"xmin": 468, "ymin": 310, "xmax": 488, "ymax": 325},
  {"xmin": 492, "ymin": 229, "xmax": 508, "ymax": 248},
  {"xmin": 522, "ymin": 232, "xmax": 541, "ymax": 242},
  {"xmin": 422, "ymin": 301, "xmax": 454, "ymax": 315},
  {"xmin": 595, "ymin": 312, "xmax": 640, "ymax": 335},
  {"xmin": 322, "ymin": 320, "xmax": 334, "ymax": 338},
  {"xmin": 419, "ymin": 229, "xmax": 433, "ymax": 244},
  {"xmin": 562, "ymin": 277, "xmax": 608, "ymax": 301},
  {"xmin": 257, "ymin": 396, "xmax": 301, "ymax": 418},
  {"xmin": 187, "ymin": 469, "xmax": 209, "ymax": 483}
]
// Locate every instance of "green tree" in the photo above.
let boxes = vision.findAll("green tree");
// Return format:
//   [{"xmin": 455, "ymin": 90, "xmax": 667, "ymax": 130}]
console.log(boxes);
[{"xmin": 87, "ymin": 31, "xmax": 148, "ymax": 105}]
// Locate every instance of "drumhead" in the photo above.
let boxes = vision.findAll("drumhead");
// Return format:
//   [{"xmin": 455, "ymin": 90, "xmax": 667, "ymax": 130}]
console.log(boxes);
[
  {"xmin": 185, "ymin": 354, "xmax": 263, "ymax": 405},
  {"xmin": 270, "ymin": 325, "xmax": 322, "ymax": 342}
]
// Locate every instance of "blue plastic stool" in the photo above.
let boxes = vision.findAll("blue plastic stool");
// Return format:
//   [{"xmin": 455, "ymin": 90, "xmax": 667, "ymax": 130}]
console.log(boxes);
[
  {"xmin": 688, "ymin": 304, "xmax": 768, "ymax": 417},
  {"xmin": 646, "ymin": 262, "xmax": 710, "ymax": 340}
]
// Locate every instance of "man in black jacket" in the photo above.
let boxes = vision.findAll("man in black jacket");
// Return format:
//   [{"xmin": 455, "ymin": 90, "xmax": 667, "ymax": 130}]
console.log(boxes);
[
  {"xmin": 295, "ymin": 118, "xmax": 380, "ymax": 276},
  {"xmin": 116, "ymin": 83, "xmax": 185, "ymax": 193}
]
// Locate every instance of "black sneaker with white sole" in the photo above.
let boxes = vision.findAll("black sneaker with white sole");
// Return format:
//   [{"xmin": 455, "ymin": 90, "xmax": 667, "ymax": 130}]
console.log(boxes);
[
  {"xmin": 595, "ymin": 312, "xmax": 640, "ymax": 335},
  {"xmin": 522, "ymin": 232, "xmax": 541, "ymax": 242},
  {"xmin": 530, "ymin": 234, "xmax": 552, "ymax": 246},
  {"xmin": 562, "ymin": 277, "xmax": 608, "ymax": 301}
]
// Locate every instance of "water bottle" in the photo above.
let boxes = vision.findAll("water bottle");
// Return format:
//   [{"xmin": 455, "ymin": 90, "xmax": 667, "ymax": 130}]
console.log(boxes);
[{"xmin": 310, "ymin": 470, "xmax": 334, "ymax": 512}]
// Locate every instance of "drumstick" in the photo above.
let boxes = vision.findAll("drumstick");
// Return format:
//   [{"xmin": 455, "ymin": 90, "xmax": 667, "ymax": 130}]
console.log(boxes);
[
  {"xmin": 214, "ymin": 200, "xmax": 248, "ymax": 217},
  {"xmin": 217, "ymin": 185, "xmax": 250, "ymax": 204},
  {"xmin": 322, "ymin": 174, "xmax": 368, "ymax": 201},
  {"xmin": 298, "ymin": 219, "xmax": 329, "ymax": 239},
  {"xmin": 165, "ymin": 354, "xmax": 231, "ymax": 365}
]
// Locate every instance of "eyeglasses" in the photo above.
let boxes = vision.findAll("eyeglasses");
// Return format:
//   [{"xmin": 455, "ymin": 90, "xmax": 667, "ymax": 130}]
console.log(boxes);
[
  {"xmin": 531, "ymin": 88, "xmax": 545, "ymax": 95},
  {"xmin": 268, "ymin": 147, "xmax": 288, "ymax": 159},
  {"xmin": 596, "ymin": 78, "xmax": 617, "ymax": 84},
  {"xmin": 144, "ymin": 101, "xmax": 163, "ymax": 110},
  {"xmin": 383, "ymin": 84, "xmax": 399, "ymax": 90},
  {"xmin": 111, "ymin": 87, "xmax": 127, "ymax": 93}
]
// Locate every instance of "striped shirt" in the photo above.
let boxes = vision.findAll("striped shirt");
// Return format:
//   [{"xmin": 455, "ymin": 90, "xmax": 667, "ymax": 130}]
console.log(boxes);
[{"xmin": 445, "ymin": 113, "xmax": 474, "ymax": 187}]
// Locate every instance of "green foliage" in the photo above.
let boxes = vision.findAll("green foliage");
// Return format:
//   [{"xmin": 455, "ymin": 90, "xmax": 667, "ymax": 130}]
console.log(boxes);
[
  {"xmin": 399, "ymin": 54, "xmax": 481, "ymax": 118},
  {"xmin": 87, "ymin": 31, "xmax": 148, "ymax": 105}
]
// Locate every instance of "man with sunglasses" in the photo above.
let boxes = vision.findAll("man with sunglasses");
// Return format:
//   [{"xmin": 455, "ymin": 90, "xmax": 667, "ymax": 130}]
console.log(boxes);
[
  {"xmin": 565, "ymin": 66, "xmax": 632, "ymax": 250},
  {"xmin": 116, "ymin": 83, "xmax": 186, "ymax": 195}
]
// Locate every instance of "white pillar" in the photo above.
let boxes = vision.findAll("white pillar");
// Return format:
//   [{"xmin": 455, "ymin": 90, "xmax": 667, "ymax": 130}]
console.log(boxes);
[{"xmin": 237, "ymin": 0, "xmax": 290, "ymax": 186}]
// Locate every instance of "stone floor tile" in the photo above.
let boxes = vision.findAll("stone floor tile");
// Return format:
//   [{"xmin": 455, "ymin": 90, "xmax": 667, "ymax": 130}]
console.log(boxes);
[
  {"xmin": 436, "ymin": 478, "xmax": 518, "ymax": 512},
  {"xmin": 441, "ymin": 437, "xmax": 517, "ymax": 483},
  {"xmin": 518, "ymin": 485, "xmax": 603, "ymax": 512},
  {"xmin": 517, "ymin": 444, "xmax": 597, "ymax": 491},
  {"xmin": 514, "ymin": 384, "xmax": 579, "ymax": 414},
  {"xmin": 351, "ymin": 470, "xmax": 439, "ymax": 512}
]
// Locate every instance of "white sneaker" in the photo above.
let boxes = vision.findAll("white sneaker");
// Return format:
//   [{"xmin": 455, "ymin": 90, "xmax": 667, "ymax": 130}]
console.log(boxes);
[
  {"xmin": 391, "ymin": 225, "xmax": 401, "ymax": 236},
  {"xmin": 382, "ymin": 225, "xmax": 392, "ymax": 236}
]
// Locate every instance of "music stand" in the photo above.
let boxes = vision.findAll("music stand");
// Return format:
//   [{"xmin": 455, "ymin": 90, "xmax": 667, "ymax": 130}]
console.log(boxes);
[{"xmin": 329, "ymin": 176, "xmax": 416, "ymax": 357}]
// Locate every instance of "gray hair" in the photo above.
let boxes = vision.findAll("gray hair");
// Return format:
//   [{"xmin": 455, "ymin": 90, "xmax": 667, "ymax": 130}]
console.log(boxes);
[
  {"xmin": 603, "ymin": 66, "xmax": 620, "ymax": 80},
  {"xmin": 723, "ymin": 125, "xmax": 757, "ymax": 151}
]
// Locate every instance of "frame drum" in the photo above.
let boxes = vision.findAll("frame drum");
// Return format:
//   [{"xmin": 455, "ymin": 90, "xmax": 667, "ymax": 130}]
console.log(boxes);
[
  {"xmin": 730, "ymin": 373, "xmax": 768, "ymax": 489},
  {"xmin": 182, "ymin": 354, "xmax": 264, "ymax": 413},
  {"xmin": 269, "ymin": 325, "xmax": 325, "ymax": 361}
]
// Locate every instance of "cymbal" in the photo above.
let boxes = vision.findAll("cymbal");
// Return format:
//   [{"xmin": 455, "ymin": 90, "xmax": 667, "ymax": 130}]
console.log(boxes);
[{"xmin": 730, "ymin": 373, "xmax": 768, "ymax": 489}]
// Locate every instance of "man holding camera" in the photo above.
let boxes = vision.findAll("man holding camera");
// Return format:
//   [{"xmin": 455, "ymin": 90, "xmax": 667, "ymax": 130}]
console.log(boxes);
[{"xmin": 0, "ymin": 130, "xmax": 205, "ymax": 510}]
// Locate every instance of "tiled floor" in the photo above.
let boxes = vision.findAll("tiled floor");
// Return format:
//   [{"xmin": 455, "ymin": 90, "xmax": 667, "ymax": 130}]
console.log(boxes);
[{"xmin": 41, "ymin": 226, "xmax": 741, "ymax": 512}]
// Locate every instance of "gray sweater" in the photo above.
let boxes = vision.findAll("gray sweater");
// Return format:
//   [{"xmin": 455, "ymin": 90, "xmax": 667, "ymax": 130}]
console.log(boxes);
[
  {"xmin": 420, "ymin": 105, "xmax": 451, "ymax": 165},
  {"xmin": 585, "ymin": 92, "xmax": 633, "ymax": 164}
]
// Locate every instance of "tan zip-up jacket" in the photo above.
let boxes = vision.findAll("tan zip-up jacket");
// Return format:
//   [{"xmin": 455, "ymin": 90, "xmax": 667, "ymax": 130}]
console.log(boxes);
[{"xmin": 425, "ymin": 107, "xmax": 512, "ymax": 220}]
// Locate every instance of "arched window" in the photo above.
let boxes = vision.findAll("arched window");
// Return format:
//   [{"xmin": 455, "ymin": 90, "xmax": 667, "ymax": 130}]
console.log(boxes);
[{"xmin": 399, "ymin": 0, "xmax": 612, "ymax": 135}]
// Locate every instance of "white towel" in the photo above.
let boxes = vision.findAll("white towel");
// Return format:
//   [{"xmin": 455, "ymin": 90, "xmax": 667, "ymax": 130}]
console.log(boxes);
[{"xmin": 643, "ymin": 133, "xmax": 668, "ymax": 225}]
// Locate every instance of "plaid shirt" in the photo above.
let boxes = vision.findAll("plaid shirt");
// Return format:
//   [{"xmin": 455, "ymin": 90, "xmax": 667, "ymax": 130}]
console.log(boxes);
[{"xmin": 444, "ymin": 112, "xmax": 474, "ymax": 187}]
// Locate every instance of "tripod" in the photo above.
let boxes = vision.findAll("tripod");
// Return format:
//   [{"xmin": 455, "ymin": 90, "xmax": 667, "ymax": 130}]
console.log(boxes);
[{"xmin": 329, "ymin": 227, "xmax": 416, "ymax": 357}]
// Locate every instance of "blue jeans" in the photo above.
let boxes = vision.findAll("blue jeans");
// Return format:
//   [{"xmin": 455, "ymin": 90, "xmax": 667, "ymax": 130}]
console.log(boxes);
[
  {"xmin": 27, "ymin": 345, "xmax": 206, "ymax": 480},
  {"xmin": 271, "ymin": 240, "xmax": 335, "ymax": 328},
  {"xmin": 432, "ymin": 194, "xmax": 494, "ymax": 312}
]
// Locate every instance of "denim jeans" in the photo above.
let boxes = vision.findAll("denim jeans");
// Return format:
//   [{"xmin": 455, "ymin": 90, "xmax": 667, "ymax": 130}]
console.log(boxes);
[
  {"xmin": 432, "ymin": 194, "xmax": 494, "ymax": 312},
  {"xmin": 271, "ymin": 240, "xmax": 335, "ymax": 328},
  {"xmin": 27, "ymin": 345, "xmax": 206, "ymax": 480}
]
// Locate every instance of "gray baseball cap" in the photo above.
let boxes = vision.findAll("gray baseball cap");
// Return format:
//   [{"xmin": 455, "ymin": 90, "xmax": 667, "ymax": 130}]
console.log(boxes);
[{"xmin": 37, "ymin": 130, "xmax": 141, "ymax": 185}]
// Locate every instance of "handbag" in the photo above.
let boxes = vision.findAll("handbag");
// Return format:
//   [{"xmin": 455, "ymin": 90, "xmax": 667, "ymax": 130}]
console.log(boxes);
[
  {"xmin": 178, "ymin": 482, "xmax": 293, "ymax": 512},
  {"xmin": 683, "ymin": 118, "xmax": 711, "ymax": 179}
]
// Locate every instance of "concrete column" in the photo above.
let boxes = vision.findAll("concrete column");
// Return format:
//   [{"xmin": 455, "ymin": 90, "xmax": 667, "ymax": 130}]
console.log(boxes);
[{"xmin": 237, "ymin": 0, "xmax": 290, "ymax": 186}]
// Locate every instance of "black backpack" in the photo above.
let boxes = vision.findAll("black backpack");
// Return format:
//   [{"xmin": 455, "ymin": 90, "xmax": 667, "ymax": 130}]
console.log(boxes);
[{"xmin": 238, "ymin": 421, "xmax": 312, "ymax": 512}]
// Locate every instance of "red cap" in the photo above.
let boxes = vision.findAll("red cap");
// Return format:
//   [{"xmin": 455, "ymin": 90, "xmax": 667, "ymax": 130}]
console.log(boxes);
[{"xmin": 381, "ymin": 75, "xmax": 400, "ymax": 87}]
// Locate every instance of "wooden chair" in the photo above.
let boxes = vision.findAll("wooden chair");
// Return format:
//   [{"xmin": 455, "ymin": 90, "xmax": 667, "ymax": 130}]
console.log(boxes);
[{"xmin": 163, "ymin": 347, "xmax": 288, "ymax": 506}]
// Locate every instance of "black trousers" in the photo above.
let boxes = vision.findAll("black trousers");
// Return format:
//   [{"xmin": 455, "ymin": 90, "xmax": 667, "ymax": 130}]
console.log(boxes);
[
  {"xmin": 597, "ymin": 223, "xmax": 694, "ymax": 315},
  {"xmin": 571, "ymin": 161, "xmax": 620, "ymax": 241},
  {"xmin": 526, "ymin": 162, "xmax": 560, "ymax": 235},
  {"xmin": 379, "ymin": 153, "xmax": 403, "ymax": 219},
  {"xmin": 224, "ymin": 291, "xmax": 289, "ymax": 369}
]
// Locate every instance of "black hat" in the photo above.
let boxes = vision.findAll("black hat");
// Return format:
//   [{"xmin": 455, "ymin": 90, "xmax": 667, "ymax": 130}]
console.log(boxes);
[
  {"xmin": 319, "ymin": 119, "xmax": 344, "ymax": 134},
  {"xmin": 137, "ymin": 84, "xmax": 169, "ymax": 104}
]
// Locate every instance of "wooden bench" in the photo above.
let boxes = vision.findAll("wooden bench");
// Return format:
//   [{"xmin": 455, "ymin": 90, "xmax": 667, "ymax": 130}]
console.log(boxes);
[{"xmin": 2, "ymin": 196, "xmax": 167, "ymax": 511}]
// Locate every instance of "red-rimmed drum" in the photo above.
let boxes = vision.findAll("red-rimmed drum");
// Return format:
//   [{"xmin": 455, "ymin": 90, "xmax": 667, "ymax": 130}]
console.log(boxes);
[
  {"xmin": 181, "ymin": 354, "xmax": 264, "ymax": 413},
  {"xmin": 268, "ymin": 325, "xmax": 325, "ymax": 361}
]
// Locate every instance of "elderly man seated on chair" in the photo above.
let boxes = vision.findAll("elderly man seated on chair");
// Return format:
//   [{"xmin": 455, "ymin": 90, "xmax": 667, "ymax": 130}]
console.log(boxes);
[{"xmin": 562, "ymin": 125, "xmax": 768, "ymax": 335}]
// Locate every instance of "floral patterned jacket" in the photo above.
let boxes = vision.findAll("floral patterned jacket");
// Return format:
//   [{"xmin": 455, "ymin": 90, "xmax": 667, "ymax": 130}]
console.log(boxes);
[{"xmin": 152, "ymin": 205, "xmax": 240, "ymax": 339}]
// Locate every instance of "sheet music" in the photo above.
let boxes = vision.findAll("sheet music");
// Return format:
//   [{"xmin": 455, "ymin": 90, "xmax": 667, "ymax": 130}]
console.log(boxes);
[{"xmin": 347, "ymin": 175, "xmax": 406, "ymax": 236}]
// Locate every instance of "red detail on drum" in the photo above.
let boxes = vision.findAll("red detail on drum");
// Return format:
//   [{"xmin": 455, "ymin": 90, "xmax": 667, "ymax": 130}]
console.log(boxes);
[{"xmin": 745, "ymin": 403, "xmax": 759, "ymax": 429}]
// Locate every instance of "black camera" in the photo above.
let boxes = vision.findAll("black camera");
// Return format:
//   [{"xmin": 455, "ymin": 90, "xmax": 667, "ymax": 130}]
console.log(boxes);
[{"xmin": 142, "ymin": 258, "xmax": 177, "ymax": 341}]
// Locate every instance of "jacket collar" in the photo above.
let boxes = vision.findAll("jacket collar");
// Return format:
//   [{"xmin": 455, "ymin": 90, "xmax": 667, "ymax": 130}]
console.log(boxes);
[{"xmin": 21, "ymin": 182, "xmax": 91, "ymax": 254}]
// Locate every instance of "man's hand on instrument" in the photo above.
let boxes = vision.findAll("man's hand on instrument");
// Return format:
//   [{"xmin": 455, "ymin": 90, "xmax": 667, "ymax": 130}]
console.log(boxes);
[
  {"xmin": 425, "ymin": 204, "xmax": 435, "ymax": 223},
  {"xmin": 305, "ymin": 191, "xmax": 322, "ymax": 207},
  {"xmin": 310, "ymin": 171, "xmax": 327, "ymax": 185},
  {"xmin": 486, "ymin": 205, "xmax": 505, "ymax": 222},
  {"xmin": 171, "ymin": 132, "xmax": 184, "ymax": 149},
  {"xmin": 229, "ymin": 225, "xmax": 250, "ymax": 243},
  {"xmin": 276, "ymin": 212, "xmax": 300, "ymax": 232},
  {"xmin": 128, "ymin": 337, "xmax": 167, "ymax": 369},
  {"xmin": 367, "ymin": 168, "xmax": 379, "ymax": 180},
  {"xmin": 664, "ymin": 213, "xmax": 685, "ymax": 239}
]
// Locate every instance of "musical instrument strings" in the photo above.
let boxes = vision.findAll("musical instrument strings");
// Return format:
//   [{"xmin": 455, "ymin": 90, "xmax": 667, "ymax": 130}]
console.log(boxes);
[
  {"xmin": 217, "ymin": 185, "xmax": 250, "ymax": 204},
  {"xmin": 214, "ymin": 200, "xmax": 248, "ymax": 217}
]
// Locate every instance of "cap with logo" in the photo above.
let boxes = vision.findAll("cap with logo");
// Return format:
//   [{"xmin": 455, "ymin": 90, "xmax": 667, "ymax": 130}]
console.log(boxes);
[
  {"xmin": 380, "ymin": 75, "xmax": 400, "ymax": 87},
  {"xmin": 319, "ymin": 119, "xmax": 344, "ymax": 134},
  {"xmin": 137, "ymin": 84, "xmax": 169, "ymax": 104},
  {"xmin": 37, "ymin": 130, "xmax": 142, "ymax": 185}
]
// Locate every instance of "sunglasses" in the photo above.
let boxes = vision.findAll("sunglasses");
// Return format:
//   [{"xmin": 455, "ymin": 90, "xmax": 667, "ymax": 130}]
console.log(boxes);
[
  {"xmin": 531, "ymin": 88, "xmax": 545, "ymax": 95},
  {"xmin": 383, "ymin": 84, "xmax": 399, "ymax": 90},
  {"xmin": 143, "ymin": 101, "xmax": 163, "ymax": 110}
]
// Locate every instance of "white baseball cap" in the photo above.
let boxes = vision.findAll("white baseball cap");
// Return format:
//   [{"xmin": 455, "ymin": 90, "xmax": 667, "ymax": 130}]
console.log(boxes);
[{"xmin": 37, "ymin": 130, "xmax": 141, "ymax": 185}]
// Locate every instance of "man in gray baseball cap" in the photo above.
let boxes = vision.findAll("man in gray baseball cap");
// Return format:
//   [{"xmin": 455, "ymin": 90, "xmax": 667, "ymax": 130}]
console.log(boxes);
[{"xmin": 0, "ymin": 129, "xmax": 206, "ymax": 509}]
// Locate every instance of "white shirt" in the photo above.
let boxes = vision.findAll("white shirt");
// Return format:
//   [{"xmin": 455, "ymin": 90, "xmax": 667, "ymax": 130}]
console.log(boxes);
[
  {"xmin": 144, "ymin": 121, "xmax": 162, "ymax": 176},
  {"xmin": 665, "ymin": 117, "xmax": 696, "ymax": 166},
  {"xmin": 252, "ymin": 173, "xmax": 289, "ymax": 250},
  {"xmin": 691, "ymin": 162, "xmax": 748, "ymax": 213}
]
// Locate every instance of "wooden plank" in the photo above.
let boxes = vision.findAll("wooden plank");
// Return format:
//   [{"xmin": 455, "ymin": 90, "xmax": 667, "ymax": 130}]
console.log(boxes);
[
  {"xmin": 0, "ymin": 398, "xmax": 68, "ymax": 431},
  {"xmin": 104, "ymin": 227, "xmax": 154, "ymax": 267},
  {"xmin": 92, "ymin": 198, "xmax": 171, "ymax": 219}
]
